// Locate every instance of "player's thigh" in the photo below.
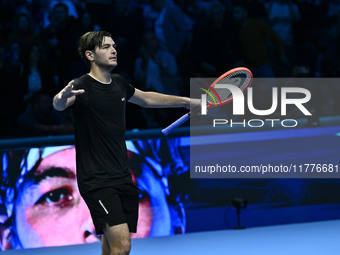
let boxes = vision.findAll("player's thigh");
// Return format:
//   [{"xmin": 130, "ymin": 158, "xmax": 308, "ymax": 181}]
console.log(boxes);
[
  {"xmin": 103, "ymin": 222, "xmax": 131, "ymax": 249},
  {"xmin": 101, "ymin": 234, "xmax": 110, "ymax": 255}
]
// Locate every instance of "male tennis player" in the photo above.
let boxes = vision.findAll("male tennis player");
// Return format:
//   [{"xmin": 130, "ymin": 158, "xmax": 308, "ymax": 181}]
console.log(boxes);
[{"xmin": 53, "ymin": 31, "xmax": 193, "ymax": 255}]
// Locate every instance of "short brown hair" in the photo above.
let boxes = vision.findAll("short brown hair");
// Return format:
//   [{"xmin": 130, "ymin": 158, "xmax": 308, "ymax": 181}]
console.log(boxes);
[{"xmin": 78, "ymin": 31, "xmax": 112, "ymax": 66}]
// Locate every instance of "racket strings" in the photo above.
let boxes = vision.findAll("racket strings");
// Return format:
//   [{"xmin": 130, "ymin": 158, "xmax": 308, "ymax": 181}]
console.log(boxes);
[{"xmin": 207, "ymin": 70, "xmax": 252, "ymax": 104}]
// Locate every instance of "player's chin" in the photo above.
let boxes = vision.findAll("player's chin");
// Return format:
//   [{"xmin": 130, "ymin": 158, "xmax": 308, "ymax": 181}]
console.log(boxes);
[{"xmin": 109, "ymin": 61, "xmax": 118, "ymax": 67}]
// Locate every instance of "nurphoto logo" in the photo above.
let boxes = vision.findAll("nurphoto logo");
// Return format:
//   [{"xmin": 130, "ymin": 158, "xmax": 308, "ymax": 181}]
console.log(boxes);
[{"xmin": 200, "ymin": 84, "xmax": 312, "ymax": 128}]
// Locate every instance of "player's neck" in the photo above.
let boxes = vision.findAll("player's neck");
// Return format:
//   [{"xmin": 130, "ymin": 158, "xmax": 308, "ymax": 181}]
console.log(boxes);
[{"xmin": 89, "ymin": 66, "xmax": 112, "ymax": 84}]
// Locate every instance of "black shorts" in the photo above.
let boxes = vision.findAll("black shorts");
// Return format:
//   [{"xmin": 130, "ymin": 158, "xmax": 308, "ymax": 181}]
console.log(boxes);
[{"xmin": 82, "ymin": 183, "xmax": 139, "ymax": 235}]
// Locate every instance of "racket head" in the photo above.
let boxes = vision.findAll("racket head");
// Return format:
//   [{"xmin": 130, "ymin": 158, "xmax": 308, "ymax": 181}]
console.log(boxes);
[{"xmin": 206, "ymin": 67, "xmax": 253, "ymax": 108}]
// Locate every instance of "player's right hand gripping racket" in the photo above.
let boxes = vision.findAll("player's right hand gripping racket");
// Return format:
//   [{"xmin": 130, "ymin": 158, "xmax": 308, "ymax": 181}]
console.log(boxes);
[{"xmin": 162, "ymin": 67, "xmax": 253, "ymax": 136}]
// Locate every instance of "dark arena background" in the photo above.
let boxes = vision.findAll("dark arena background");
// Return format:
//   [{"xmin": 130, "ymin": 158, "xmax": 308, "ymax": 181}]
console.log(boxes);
[{"xmin": 1, "ymin": 0, "xmax": 340, "ymax": 254}]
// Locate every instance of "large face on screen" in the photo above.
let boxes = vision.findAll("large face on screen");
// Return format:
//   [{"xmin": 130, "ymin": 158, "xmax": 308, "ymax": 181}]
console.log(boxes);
[
  {"xmin": 13, "ymin": 148, "xmax": 96, "ymax": 248},
  {"xmin": 1, "ymin": 145, "xmax": 180, "ymax": 249}
]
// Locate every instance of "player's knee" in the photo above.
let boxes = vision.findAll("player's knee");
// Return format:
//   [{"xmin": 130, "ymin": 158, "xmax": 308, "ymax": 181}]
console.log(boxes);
[
  {"xmin": 121, "ymin": 238, "xmax": 131, "ymax": 254},
  {"xmin": 110, "ymin": 238, "xmax": 131, "ymax": 255}
]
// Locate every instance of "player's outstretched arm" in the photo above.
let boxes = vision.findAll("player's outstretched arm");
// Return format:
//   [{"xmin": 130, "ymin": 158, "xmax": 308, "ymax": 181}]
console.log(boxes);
[
  {"xmin": 128, "ymin": 88, "xmax": 191, "ymax": 109},
  {"xmin": 53, "ymin": 80, "xmax": 85, "ymax": 111}
]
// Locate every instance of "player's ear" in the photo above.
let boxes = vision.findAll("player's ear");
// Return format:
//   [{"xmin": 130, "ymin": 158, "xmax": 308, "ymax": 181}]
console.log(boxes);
[
  {"xmin": 85, "ymin": 50, "xmax": 94, "ymax": 62},
  {"xmin": 1, "ymin": 228, "xmax": 13, "ymax": 250}
]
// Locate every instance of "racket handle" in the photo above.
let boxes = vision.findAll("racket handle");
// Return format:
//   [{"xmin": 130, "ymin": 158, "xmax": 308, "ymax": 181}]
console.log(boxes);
[{"xmin": 162, "ymin": 112, "xmax": 191, "ymax": 136}]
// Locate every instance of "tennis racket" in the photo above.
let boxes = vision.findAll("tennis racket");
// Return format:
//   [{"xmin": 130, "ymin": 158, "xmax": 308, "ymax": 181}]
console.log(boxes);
[{"xmin": 162, "ymin": 67, "xmax": 253, "ymax": 136}]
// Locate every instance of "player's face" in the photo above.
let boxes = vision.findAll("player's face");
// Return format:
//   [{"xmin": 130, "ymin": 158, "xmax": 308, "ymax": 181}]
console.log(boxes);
[
  {"xmin": 130, "ymin": 167, "xmax": 172, "ymax": 238},
  {"xmin": 14, "ymin": 148, "xmax": 98, "ymax": 248},
  {"xmin": 128, "ymin": 149, "xmax": 173, "ymax": 238},
  {"xmin": 93, "ymin": 36, "xmax": 117, "ymax": 69}
]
